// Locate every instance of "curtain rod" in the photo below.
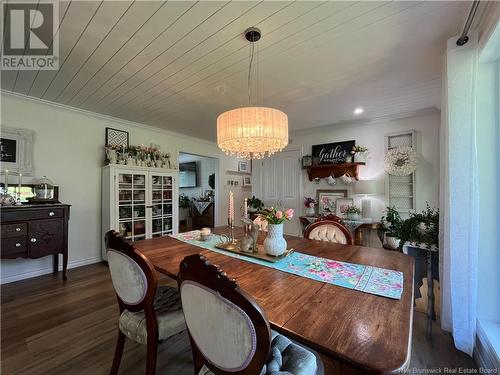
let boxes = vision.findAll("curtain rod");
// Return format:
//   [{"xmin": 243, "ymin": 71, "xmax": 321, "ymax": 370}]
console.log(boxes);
[{"xmin": 456, "ymin": 0, "xmax": 480, "ymax": 46}]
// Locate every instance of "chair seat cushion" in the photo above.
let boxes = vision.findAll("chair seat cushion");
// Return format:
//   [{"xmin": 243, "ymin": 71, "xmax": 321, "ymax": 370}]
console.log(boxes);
[
  {"xmin": 119, "ymin": 285, "xmax": 186, "ymax": 344},
  {"xmin": 199, "ymin": 330, "xmax": 320, "ymax": 375}
]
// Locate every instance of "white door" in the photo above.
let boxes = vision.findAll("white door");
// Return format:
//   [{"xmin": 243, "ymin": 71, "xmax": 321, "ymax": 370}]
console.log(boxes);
[{"xmin": 261, "ymin": 150, "xmax": 302, "ymax": 236}]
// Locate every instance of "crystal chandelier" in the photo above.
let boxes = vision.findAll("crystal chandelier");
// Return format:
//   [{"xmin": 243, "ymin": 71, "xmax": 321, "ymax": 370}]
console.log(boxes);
[{"xmin": 217, "ymin": 27, "xmax": 288, "ymax": 159}]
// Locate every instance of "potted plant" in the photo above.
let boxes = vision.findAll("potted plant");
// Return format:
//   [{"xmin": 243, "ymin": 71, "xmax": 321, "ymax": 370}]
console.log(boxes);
[
  {"xmin": 179, "ymin": 195, "xmax": 192, "ymax": 220},
  {"xmin": 303, "ymin": 197, "xmax": 317, "ymax": 216},
  {"xmin": 380, "ymin": 206, "xmax": 403, "ymax": 250},
  {"xmin": 397, "ymin": 204, "xmax": 439, "ymax": 251},
  {"xmin": 260, "ymin": 207, "xmax": 294, "ymax": 256},
  {"xmin": 247, "ymin": 196, "xmax": 264, "ymax": 213},
  {"xmin": 342, "ymin": 205, "xmax": 362, "ymax": 220},
  {"xmin": 351, "ymin": 145, "xmax": 369, "ymax": 163}
]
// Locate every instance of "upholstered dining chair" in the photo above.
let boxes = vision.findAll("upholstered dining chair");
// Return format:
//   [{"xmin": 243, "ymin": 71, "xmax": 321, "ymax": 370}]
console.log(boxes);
[
  {"xmin": 105, "ymin": 230, "xmax": 186, "ymax": 375},
  {"xmin": 303, "ymin": 220, "xmax": 354, "ymax": 245},
  {"xmin": 178, "ymin": 254, "xmax": 324, "ymax": 375}
]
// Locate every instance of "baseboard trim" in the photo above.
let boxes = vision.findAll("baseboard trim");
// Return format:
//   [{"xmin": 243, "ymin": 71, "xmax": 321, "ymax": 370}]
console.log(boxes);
[
  {"xmin": 1, "ymin": 256, "xmax": 102, "ymax": 284},
  {"xmin": 474, "ymin": 320, "xmax": 500, "ymax": 370}
]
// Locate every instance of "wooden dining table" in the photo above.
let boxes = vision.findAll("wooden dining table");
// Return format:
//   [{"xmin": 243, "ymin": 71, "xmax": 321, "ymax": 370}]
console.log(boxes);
[{"xmin": 135, "ymin": 226, "xmax": 414, "ymax": 375}]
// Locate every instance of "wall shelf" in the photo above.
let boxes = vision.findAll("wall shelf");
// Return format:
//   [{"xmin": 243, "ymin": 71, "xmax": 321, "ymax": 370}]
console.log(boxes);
[{"xmin": 306, "ymin": 162, "xmax": 365, "ymax": 181}]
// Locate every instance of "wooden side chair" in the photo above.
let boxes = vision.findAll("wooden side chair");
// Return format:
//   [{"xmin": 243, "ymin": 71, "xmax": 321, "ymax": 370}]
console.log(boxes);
[
  {"xmin": 178, "ymin": 254, "xmax": 323, "ymax": 375},
  {"xmin": 105, "ymin": 230, "xmax": 186, "ymax": 375},
  {"xmin": 304, "ymin": 220, "xmax": 353, "ymax": 245}
]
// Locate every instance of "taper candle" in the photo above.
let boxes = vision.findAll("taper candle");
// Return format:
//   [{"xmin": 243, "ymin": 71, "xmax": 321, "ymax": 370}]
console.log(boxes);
[
  {"xmin": 243, "ymin": 197, "xmax": 248, "ymax": 218},
  {"xmin": 228, "ymin": 190, "xmax": 234, "ymax": 222},
  {"xmin": 5, "ymin": 169, "xmax": 9, "ymax": 191}
]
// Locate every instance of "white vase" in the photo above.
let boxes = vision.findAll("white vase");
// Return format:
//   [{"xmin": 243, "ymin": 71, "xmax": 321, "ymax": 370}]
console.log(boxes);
[
  {"xmin": 126, "ymin": 157, "xmax": 136, "ymax": 166},
  {"xmin": 346, "ymin": 213, "xmax": 361, "ymax": 221},
  {"xmin": 385, "ymin": 235, "xmax": 400, "ymax": 250},
  {"xmin": 264, "ymin": 223, "xmax": 287, "ymax": 256},
  {"xmin": 304, "ymin": 206, "xmax": 315, "ymax": 216},
  {"xmin": 354, "ymin": 152, "xmax": 366, "ymax": 163},
  {"xmin": 106, "ymin": 149, "xmax": 117, "ymax": 164}
]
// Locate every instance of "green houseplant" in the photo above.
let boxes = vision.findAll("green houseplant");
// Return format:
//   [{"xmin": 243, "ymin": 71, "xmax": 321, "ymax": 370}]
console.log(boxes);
[
  {"xmin": 380, "ymin": 206, "xmax": 403, "ymax": 250},
  {"xmin": 247, "ymin": 196, "xmax": 264, "ymax": 213},
  {"xmin": 342, "ymin": 205, "xmax": 362, "ymax": 220},
  {"xmin": 397, "ymin": 204, "xmax": 439, "ymax": 251}
]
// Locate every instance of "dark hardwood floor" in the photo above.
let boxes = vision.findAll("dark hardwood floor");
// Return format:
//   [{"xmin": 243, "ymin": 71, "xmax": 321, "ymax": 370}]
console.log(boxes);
[{"xmin": 1, "ymin": 263, "xmax": 475, "ymax": 374}]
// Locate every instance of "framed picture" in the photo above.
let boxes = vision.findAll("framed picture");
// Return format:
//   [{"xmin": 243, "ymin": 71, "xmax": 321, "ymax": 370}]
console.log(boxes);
[
  {"xmin": 242, "ymin": 176, "xmax": 252, "ymax": 187},
  {"xmin": 335, "ymin": 198, "xmax": 354, "ymax": 218},
  {"xmin": 105, "ymin": 127, "xmax": 129, "ymax": 147},
  {"xmin": 237, "ymin": 160, "xmax": 251, "ymax": 173},
  {"xmin": 301, "ymin": 155, "xmax": 313, "ymax": 169},
  {"xmin": 316, "ymin": 189, "xmax": 347, "ymax": 215},
  {"xmin": 0, "ymin": 126, "xmax": 34, "ymax": 175}
]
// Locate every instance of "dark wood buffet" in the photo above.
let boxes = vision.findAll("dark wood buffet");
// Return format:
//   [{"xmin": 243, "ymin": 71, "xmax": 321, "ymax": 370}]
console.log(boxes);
[{"xmin": 1, "ymin": 204, "xmax": 71, "ymax": 280}]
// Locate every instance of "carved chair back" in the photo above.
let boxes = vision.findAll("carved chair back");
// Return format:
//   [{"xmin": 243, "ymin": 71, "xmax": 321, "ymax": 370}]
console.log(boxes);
[
  {"xmin": 178, "ymin": 254, "xmax": 271, "ymax": 375},
  {"xmin": 304, "ymin": 220, "xmax": 353, "ymax": 245},
  {"xmin": 317, "ymin": 213, "xmax": 344, "ymax": 224},
  {"xmin": 105, "ymin": 230, "xmax": 158, "ymax": 316}
]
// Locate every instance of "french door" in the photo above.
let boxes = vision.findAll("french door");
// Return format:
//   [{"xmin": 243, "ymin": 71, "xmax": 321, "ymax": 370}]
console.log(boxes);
[
  {"xmin": 261, "ymin": 149, "xmax": 302, "ymax": 236},
  {"xmin": 115, "ymin": 170, "xmax": 177, "ymax": 241}
]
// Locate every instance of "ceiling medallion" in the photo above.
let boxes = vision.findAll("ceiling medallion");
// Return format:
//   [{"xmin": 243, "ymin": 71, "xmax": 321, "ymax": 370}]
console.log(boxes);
[{"xmin": 217, "ymin": 27, "xmax": 288, "ymax": 160}]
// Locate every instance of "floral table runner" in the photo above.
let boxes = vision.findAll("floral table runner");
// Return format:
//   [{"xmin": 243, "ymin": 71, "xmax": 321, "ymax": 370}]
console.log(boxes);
[{"xmin": 170, "ymin": 231, "xmax": 403, "ymax": 300}]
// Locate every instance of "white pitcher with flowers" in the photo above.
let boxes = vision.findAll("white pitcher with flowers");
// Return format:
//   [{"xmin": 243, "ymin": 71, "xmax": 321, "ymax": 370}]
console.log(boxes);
[{"xmin": 260, "ymin": 207, "xmax": 294, "ymax": 256}]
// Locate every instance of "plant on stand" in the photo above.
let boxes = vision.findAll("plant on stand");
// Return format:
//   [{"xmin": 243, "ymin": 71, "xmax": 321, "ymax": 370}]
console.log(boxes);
[
  {"xmin": 351, "ymin": 145, "xmax": 369, "ymax": 163},
  {"xmin": 303, "ymin": 197, "xmax": 317, "ymax": 217},
  {"xmin": 260, "ymin": 207, "xmax": 294, "ymax": 256},
  {"xmin": 397, "ymin": 204, "xmax": 439, "ymax": 251},
  {"xmin": 247, "ymin": 196, "xmax": 264, "ymax": 213},
  {"xmin": 380, "ymin": 206, "xmax": 403, "ymax": 250}
]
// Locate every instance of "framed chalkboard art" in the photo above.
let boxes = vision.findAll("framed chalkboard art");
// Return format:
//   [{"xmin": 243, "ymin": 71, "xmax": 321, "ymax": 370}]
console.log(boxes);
[
  {"xmin": 312, "ymin": 140, "xmax": 355, "ymax": 165},
  {"xmin": 0, "ymin": 127, "xmax": 34, "ymax": 175}
]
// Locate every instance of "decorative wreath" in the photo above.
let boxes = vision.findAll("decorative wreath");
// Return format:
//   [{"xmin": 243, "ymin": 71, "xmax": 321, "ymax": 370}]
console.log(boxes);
[{"xmin": 384, "ymin": 146, "xmax": 418, "ymax": 176}]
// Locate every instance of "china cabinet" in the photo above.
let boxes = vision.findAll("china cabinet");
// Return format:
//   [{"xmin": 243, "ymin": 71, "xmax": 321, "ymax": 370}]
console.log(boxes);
[{"xmin": 101, "ymin": 165, "xmax": 178, "ymax": 260}]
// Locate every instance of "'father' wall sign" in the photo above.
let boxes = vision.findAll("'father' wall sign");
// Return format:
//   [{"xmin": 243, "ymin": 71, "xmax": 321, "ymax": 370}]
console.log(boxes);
[{"xmin": 312, "ymin": 140, "xmax": 355, "ymax": 164}]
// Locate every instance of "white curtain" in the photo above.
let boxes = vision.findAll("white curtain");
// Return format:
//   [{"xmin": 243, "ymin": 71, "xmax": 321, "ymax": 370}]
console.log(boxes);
[{"xmin": 439, "ymin": 33, "xmax": 479, "ymax": 356}]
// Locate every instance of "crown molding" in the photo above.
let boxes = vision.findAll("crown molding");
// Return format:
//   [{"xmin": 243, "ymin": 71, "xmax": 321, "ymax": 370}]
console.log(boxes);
[{"xmin": 0, "ymin": 90, "xmax": 218, "ymax": 148}]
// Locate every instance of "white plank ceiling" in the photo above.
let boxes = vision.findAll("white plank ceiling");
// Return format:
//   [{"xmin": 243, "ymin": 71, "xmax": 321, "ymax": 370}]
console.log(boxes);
[{"xmin": 1, "ymin": 1, "xmax": 471, "ymax": 140}]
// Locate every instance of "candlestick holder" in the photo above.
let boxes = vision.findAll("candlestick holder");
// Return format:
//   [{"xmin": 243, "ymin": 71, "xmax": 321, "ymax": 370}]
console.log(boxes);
[{"xmin": 227, "ymin": 218, "xmax": 235, "ymax": 243}]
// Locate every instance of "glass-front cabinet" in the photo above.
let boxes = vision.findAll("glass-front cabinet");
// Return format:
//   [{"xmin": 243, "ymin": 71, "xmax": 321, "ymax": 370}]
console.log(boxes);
[{"xmin": 102, "ymin": 165, "xmax": 178, "ymax": 260}]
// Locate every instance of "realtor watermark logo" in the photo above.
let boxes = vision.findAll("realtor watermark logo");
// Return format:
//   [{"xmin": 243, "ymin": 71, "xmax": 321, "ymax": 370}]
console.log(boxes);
[{"xmin": 1, "ymin": 0, "xmax": 59, "ymax": 70}]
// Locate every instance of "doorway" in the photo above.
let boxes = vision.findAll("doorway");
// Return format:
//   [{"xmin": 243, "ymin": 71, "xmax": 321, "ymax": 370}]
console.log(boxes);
[{"xmin": 178, "ymin": 152, "xmax": 218, "ymax": 232}]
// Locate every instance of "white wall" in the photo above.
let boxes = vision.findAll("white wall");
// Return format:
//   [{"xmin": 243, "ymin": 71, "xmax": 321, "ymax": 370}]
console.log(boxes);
[
  {"xmin": 255, "ymin": 112, "xmax": 441, "ymax": 221},
  {"xmin": 0, "ymin": 92, "xmax": 245, "ymax": 283}
]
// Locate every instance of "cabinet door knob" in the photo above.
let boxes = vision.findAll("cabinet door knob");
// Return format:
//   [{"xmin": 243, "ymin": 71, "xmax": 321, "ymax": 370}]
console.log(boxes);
[
  {"xmin": 30, "ymin": 238, "xmax": 37, "ymax": 243},
  {"xmin": 15, "ymin": 227, "xmax": 21, "ymax": 232},
  {"xmin": 15, "ymin": 243, "xmax": 21, "ymax": 247},
  {"xmin": 49, "ymin": 211, "xmax": 55, "ymax": 216}
]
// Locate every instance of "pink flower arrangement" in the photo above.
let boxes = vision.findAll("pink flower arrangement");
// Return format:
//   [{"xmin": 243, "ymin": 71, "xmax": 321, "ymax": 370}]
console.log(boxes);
[
  {"xmin": 260, "ymin": 207, "xmax": 294, "ymax": 224},
  {"xmin": 304, "ymin": 197, "xmax": 317, "ymax": 208}
]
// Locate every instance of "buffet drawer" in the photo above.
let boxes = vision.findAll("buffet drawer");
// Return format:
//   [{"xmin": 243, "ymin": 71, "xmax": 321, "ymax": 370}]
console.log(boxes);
[
  {"xmin": 1, "ymin": 223, "xmax": 28, "ymax": 238},
  {"xmin": 2, "ymin": 208, "xmax": 64, "ymax": 221},
  {"xmin": 1, "ymin": 237, "xmax": 28, "ymax": 258}
]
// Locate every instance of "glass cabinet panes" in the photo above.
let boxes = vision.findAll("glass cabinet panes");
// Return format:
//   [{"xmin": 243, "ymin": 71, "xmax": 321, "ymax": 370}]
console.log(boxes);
[
  {"xmin": 151, "ymin": 174, "xmax": 174, "ymax": 237},
  {"xmin": 117, "ymin": 172, "xmax": 147, "ymax": 240},
  {"xmin": 103, "ymin": 166, "xmax": 178, "ymax": 260}
]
